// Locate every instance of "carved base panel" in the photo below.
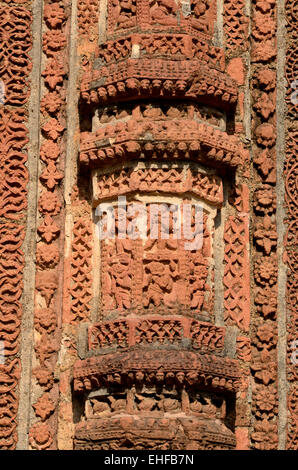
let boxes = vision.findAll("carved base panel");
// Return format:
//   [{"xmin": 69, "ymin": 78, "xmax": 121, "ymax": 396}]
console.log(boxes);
[{"xmin": 74, "ymin": 415, "xmax": 236, "ymax": 450}]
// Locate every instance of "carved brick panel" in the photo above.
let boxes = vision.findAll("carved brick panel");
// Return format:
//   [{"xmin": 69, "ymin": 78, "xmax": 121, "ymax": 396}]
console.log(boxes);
[
  {"xmin": 285, "ymin": 0, "xmax": 298, "ymax": 450},
  {"xmin": 89, "ymin": 317, "xmax": 225, "ymax": 353},
  {"xmin": 0, "ymin": 1, "xmax": 32, "ymax": 450},
  {"xmin": 29, "ymin": 0, "xmax": 69, "ymax": 451}
]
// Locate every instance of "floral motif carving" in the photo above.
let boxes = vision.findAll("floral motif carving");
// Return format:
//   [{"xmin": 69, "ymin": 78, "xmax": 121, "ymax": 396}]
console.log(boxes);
[
  {"xmin": 251, "ymin": 419, "xmax": 278, "ymax": 450},
  {"xmin": 29, "ymin": 422, "xmax": 53, "ymax": 450},
  {"xmin": 33, "ymin": 367, "xmax": 54, "ymax": 391},
  {"xmin": 38, "ymin": 191, "xmax": 62, "ymax": 216},
  {"xmin": 248, "ymin": 0, "xmax": 279, "ymax": 448},
  {"xmin": 33, "ymin": 393, "xmax": 55, "ymax": 421},
  {"xmin": 42, "ymin": 30, "xmax": 67, "ymax": 57},
  {"xmin": 44, "ymin": 3, "xmax": 66, "ymax": 28},
  {"xmin": 37, "ymin": 215, "xmax": 60, "ymax": 243},
  {"xmin": 254, "ymin": 215, "xmax": 277, "ymax": 254},
  {"xmin": 36, "ymin": 244, "xmax": 60, "ymax": 269},
  {"xmin": 34, "ymin": 308, "xmax": 57, "ymax": 334},
  {"xmin": 252, "ymin": 71, "xmax": 277, "ymax": 183},
  {"xmin": 254, "ymin": 256, "xmax": 277, "ymax": 287},
  {"xmin": 29, "ymin": 0, "xmax": 68, "ymax": 450}
]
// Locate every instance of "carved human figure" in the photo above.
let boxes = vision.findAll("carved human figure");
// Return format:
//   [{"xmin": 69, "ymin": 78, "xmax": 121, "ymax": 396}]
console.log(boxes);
[
  {"xmin": 108, "ymin": 396, "xmax": 127, "ymax": 412},
  {"xmin": 142, "ymin": 104, "xmax": 164, "ymax": 120},
  {"xmin": 143, "ymin": 260, "xmax": 177, "ymax": 307},
  {"xmin": 88, "ymin": 399, "xmax": 111, "ymax": 417},
  {"xmin": 158, "ymin": 396, "xmax": 180, "ymax": 412},
  {"xmin": 135, "ymin": 394, "xmax": 157, "ymax": 412},
  {"xmin": 110, "ymin": 0, "xmax": 137, "ymax": 30},
  {"xmin": 189, "ymin": 260, "xmax": 208, "ymax": 310},
  {"xmin": 149, "ymin": 0, "xmax": 179, "ymax": 26},
  {"xmin": 202, "ymin": 396, "xmax": 217, "ymax": 418},
  {"xmin": 190, "ymin": 0, "xmax": 211, "ymax": 32},
  {"xmin": 104, "ymin": 253, "xmax": 132, "ymax": 309},
  {"xmin": 190, "ymin": 397, "xmax": 203, "ymax": 414}
]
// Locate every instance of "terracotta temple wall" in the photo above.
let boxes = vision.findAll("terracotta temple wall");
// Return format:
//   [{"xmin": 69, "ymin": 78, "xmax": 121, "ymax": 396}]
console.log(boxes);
[{"xmin": 0, "ymin": 0, "xmax": 296, "ymax": 450}]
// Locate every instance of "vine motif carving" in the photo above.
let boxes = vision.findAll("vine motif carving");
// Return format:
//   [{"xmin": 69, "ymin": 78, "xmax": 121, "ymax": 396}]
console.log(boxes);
[
  {"xmin": 0, "ymin": 1, "xmax": 32, "ymax": 450},
  {"xmin": 285, "ymin": 0, "xmax": 298, "ymax": 445},
  {"xmin": 0, "ymin": 359, "xmax": 21, "ymax": 449},
  {"xmin": 0, "ymin": 7, "xmax": 32, "ymax": 106}
]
